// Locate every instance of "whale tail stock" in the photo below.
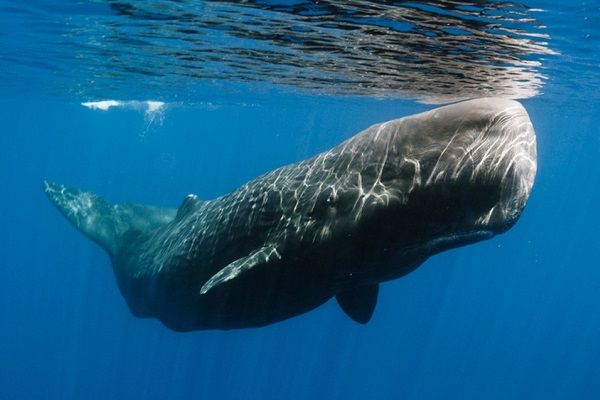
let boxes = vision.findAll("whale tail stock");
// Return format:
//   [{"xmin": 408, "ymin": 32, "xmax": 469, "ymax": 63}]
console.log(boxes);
[{"xmin": 43, "ymin": 181, "xmax": 177, "ymax": 256}]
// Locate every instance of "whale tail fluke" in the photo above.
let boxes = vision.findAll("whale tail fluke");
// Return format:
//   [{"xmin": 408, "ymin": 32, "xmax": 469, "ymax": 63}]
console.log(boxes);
[{"xmin": 44, "ymin": 181, "xmax": 177, "ymax": 256}]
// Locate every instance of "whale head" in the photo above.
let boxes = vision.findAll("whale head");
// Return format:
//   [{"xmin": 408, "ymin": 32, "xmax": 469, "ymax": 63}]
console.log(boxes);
[{"xmin": 337, "ymin": 98, "xmax": 537, "ymax": 261}]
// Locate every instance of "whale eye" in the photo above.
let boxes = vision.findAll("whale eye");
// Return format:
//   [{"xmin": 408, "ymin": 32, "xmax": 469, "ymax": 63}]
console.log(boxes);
[
  {"xmin": 318, "ymin": 188, "xmax": 337, "ymax": 207},
  {"xmin": 310, "ymin": 188, "xmax": 338, "ymax": 218},
  {"xmin": 326, "ymin": 192, "xmax": 337, "ymax": 207}
]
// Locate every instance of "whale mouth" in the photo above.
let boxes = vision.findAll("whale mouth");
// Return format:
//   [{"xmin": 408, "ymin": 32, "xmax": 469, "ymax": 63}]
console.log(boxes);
[{"xmin": 422, "ymin": 229, "xmax": 496, "ymax": 256}]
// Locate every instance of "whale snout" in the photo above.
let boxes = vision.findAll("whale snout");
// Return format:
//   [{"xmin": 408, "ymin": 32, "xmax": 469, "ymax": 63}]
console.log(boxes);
[
  {"xmin": 474, "ymin": 100, "xmax": 537, "ymax": 232},
  {"xmin": 394, "ymin": 98, "xmax": 538, "ymax": 249}
]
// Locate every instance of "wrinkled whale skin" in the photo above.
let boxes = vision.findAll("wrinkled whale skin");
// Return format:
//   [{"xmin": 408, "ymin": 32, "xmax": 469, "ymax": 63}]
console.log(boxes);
[{"xmin": 45, "ymin": 98, "xmax": 537, "ymax": 331}]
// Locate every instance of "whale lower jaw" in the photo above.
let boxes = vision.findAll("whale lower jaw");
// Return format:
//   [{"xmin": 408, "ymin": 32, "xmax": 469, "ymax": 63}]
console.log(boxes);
[
  {"xmin": 404, "ymin": 230, "xmax": 496, "ymax": 263},
  {"xmin": 424, "ymin": 230, "xmax": 495, "ymax": 255}
]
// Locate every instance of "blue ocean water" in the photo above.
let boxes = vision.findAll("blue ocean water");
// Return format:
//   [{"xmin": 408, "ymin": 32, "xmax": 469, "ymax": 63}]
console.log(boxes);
[{"xmin": 1, "ymin": 1, "xmax": 599, "ymax": 399}]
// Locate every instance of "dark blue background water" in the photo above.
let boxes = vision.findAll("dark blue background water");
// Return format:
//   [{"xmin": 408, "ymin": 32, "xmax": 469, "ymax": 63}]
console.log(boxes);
[{"xmin": 1, "ymin": 1, "xmax": 600, "ymax": 399}]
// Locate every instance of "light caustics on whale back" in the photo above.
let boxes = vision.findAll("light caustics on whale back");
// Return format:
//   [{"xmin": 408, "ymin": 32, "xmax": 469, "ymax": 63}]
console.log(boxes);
[{"xmin": 44, "ymin": 98, "xmax": 537, "ymax": 330}]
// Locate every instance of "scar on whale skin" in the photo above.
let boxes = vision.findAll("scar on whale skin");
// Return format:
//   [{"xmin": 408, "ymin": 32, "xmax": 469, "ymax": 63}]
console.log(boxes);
[{"xmin": 45, "ymin": 98, "xmax": 537, "ymax": 331}]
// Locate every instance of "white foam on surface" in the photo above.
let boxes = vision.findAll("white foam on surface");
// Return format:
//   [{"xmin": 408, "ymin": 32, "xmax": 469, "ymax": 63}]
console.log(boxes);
[
  {"xmin": 81, "ymin": 100, "xmax": 165, "ymax": 113},
  {"xmin": 81, "ymin": 100, "xmax": 167, "ymax": 134},
  {"xmin": 146, "ymin": 101, "xmax": 164, "ymax": 113},
  {"xmin": 81, "ymin": 100, "xmax": 121, "ymax": 111}
]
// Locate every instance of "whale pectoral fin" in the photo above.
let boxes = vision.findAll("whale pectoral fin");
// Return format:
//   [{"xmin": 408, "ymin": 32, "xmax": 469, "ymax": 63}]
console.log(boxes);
[
  {"xmin": 200, "ymin": 246, "xmax": 282, "ymax": 294},
  {"xmin": 336, "ymin": 284, "xmax": 380, "ymax": 324}
]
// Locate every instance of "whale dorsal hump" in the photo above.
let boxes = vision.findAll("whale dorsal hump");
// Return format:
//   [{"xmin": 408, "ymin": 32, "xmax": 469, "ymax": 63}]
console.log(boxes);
[
  {"xmin": 335, "ymin": 284, "xmax": 380, "ymax": 324},
  {"xmin": 176, "ymin": 194, "xmax": 203, "ymax": 219},
  {"xmin": 200, "ymin": 245, "xmax": 282, "ymax": 294}
]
